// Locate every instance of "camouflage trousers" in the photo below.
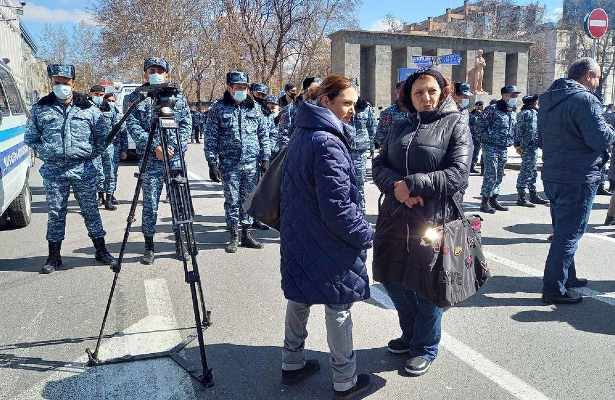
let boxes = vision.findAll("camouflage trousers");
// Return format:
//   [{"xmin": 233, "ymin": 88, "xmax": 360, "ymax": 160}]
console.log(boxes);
[
  {"xmin": 516, "ymin": 147, "xmax": 538, "ymax": 192},
  {"xmin": 141, "ymin": 160, "xmax": 181, "ymax": 237},
  {"xmin": 109, "ymin": 143, "xmax": 122, "ymax": 195},
  {"xmin": 93, "ymin": 145, "xmax": 114, "ymax": 194},
  {"xmin": 480, "ymin": 145, "xmax": 508, "ymax": 197},
  {"xmin": 221, "ymin": 164, "xmax": 258, "ymax": 229},
  {"xmin": 40, "ymin": 161, "xmax": 106, "ymax": 242},
  {"xmin": 351, "ymin": 150, "xmax": 368, "ymax": 211}
]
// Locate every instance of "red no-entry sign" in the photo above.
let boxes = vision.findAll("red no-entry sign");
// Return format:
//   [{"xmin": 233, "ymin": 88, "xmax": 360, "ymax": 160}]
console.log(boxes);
[{"xmin": 585, "ymin": 8, "xmax": 609, "ymax": 39}]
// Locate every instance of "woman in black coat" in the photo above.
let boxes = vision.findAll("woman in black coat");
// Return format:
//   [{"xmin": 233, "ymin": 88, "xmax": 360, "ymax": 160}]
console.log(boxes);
[{"xmin": 372, "ymin": 69, "xmax": 472, "ymax": 376}]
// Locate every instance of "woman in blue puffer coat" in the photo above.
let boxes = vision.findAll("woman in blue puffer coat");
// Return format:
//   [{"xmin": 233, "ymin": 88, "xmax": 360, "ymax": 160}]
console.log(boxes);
[{"xmin": 279, "ymin": 75, "xmax": 374, "ymax": 399}]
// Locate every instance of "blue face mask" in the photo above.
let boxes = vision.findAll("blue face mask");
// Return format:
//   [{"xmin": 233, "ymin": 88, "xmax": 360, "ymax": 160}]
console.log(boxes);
[
  {"xmin": 233, "ymin": 90, "xmax": 247, "ymax": 103},
  {"xmin": 92, "ymin": 96, "xmax": 103, "ymax": 106},
  {"xmin": 148, "ymin": 73, "xmax": 165, "ymax": 85},
  {"xmin": 507, "ymin": 98, "xmax": 518, "ymax": 109},
  {"xmin": 53, "ymin": 84, "xmax": 72, "ymax": 100}
]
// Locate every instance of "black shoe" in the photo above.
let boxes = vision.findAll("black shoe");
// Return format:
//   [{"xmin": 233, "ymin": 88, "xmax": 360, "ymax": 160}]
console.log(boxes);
[
  {"xmin": 542, "ymin": 292, "xmax": 582, "ymax": 304},
  {"xmin": 516, "ymin": 191, "xmax": 536, "ymax": 208},
  {"xmin": 141, "ymin": 236, "xmax": 155, "ymax": 264},
  {"xmin": 404, "ymin": 356, "xmax": 433, "ymax": 377},
  {"xmin": 252, "ymin": 220, "xmax": 270, "ymax": 230},
  {"xmin": 566, "ymin": 278, "xmax": 588, "ymax": 289},
  {"xmin": 225, "ymin": 229, "xmax": 239, "ymax": 253},
  {"xmin": 480, "ymin": 197, "xmax": 495, "ymax": 214},
  {"xmin": 547, "ymin": 234, "xmax": 554, "ymax": 242},
  {"xmin": 110, "ymin": 195, "xmax": 119, "ymax": 205},
  {"xmin": 610, "ymin": 180, "xmax": 615, "ymax": 193},
  {"xmin": 334, "ymin": 374, "xmax": 371, "ymax": 400},
  {"xmin": 387, "ymin": 338, "xmax": 410, "ymax": 354},
  {"xmin": 529, "ymin": 191, "xmax": 549, "ymax": 205},
  {"xmin": 605, "ymin": 215, "xmax": 615, "ymax": 226},
  {"xmin": 104, "ymin": 195, "xmax": 117, "ymax": 211},
  {"xmin": 93, "ymin": 237, "xmax": 116, "ymax": 266},
  {"xmin": 470, "ymin": 164, "xmax": 479, "ymax": 174},
  {"xmin": 597, "ymin": 184, "xmax": 612, "ymax": 196},
  {"xmin": 489, "ymin": 195, "xmax": 509, "ymax": 211},
  {"xmin": 240, "ymin": 227, "xmax": 264, "ymax": 249},
  {"xmin": 281, "ymin": 360, "xmax": 320, "ymax": 385},
  {"xmin": 98, "ymin": 192, "xmax": 105, "ymax": 206},
  {"xmin": 41, "ymin": 241, "xmax": 63, "ymax": 274}
]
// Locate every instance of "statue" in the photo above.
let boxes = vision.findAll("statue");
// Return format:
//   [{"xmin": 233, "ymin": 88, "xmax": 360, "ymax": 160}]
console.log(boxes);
[{"xmin": 467, "ymin": 49, "xmax": 487, "ymax": 95}]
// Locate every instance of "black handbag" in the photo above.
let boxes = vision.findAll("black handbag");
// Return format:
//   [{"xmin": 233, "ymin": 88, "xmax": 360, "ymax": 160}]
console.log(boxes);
[
  {"xmin": 243, "ymin": 146, "xmax": 288, "ymax": 231},
  {"xmin": 412, "ymin": 193, "xmax": 490, "ymax": 307}
]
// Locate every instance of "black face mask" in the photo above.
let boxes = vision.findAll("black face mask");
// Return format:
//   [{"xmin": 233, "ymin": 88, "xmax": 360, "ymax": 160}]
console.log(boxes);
[{"xmin": 287, "ymin": 92, "xmax": 297, "ymax": 100}]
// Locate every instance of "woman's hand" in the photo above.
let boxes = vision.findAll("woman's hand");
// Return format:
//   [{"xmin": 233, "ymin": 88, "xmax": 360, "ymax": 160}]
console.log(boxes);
[
  {"xmin": 394, "ymin": 180, "xmax": 411, "ymax": 203},
  {"xmin": 404, "ymin": 196, "xmax": 424, "ymax": 208}
]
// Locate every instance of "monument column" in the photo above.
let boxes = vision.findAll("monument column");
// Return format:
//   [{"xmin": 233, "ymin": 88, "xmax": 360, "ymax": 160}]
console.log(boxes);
[
  {"xmin": 506, "ymin": 52, "xmax": 529, "ymax": 95},
  {"xmin": 436, "ymin": 48, "xmax": 453, "ymax": 81},
  {"xmin": 331, "ymin": 39, "xmax": 361, "ymax": 84},
  {"xmin": 391, "ymin": 46, "xmax": 422, "ymax": 100},
  {"xmin": 369, "ymin": 45, "xmax": 392, "ymax": 111},
  {"xmin": 455, "ymin": 49, "xmax": 476, "ymax": 84},
  {"xmin": 484, "ymin": 51, "xmax": 506, "ymax": 95}
]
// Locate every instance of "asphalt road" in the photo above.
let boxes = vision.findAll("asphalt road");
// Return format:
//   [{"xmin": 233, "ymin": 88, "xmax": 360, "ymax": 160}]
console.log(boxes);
[{"xmin": 1, "ymin": 144, "xmax": 614, "ymax": 400}]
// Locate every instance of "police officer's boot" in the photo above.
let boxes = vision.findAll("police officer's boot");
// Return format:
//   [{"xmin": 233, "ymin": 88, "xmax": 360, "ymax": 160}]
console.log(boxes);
[
  {"xmin": 104, "ymin": 193, "xmax": 117, "ymax": 211},
  {"xmin": 529, "ymin": 190, "xmax": 549, "ymax": 205},
  {"xmin": 597, "ymin": 183, "xmax": 612, "ymax": 196},
  {"xmin": 98, "ymin": 192, "xmax": 105, "ymax": 206},
  {"xmin": 240, "ymin": 226, "xmax": 263, "ymax": 249},
  {"xmin": 480, "ymin": 197, "xmax": 495, "ymax": 214},
  {"xmin": 110, "ymin": 195, "xmax": 119, "ymax": 205},
  {"xmin": 470, "ymin": 163, "xmax": 479, "ymax": 174},
  {"xmin": 93, "ymin": 237, "xmax": 116, "ymax": 266},
  {"xmin": 225, "ymin": 228, "xmax": 239, "ymax": 254},
  {"xmin": 489, "ymin": 195, "xmax": 509, "ymax": 211},
  {"xmin": 252, "ymin": 220, "xmax": 270, "ymax": 230},
  {"xmin": 141, "ymin": 236, "xmax": 155, "ymax": 265},
  {"xmin": 516, "ymin": 190, "xmax": 535, "ymax": 208},
  {"xmin": 610, "ymin": 180, "xmax": 615, "ymax": 193},
  {"xmin": 41, "ymin": 241, "xmax": 63, "ymax": 274}
]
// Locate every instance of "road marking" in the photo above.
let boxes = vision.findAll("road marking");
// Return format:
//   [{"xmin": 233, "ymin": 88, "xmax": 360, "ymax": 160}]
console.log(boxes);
[
  {"xmin": 369, "ymin": 285, "xmax": 551, "ymax": 400},
  {"xmin": 15, "ymin": 279, "xmax": 197, "ymax": 400},
  {"xmin": 484, "ymin": 251, "xmax": 615, "ymax": 307},
  {"xmin": 585, "ymin": 232, "xmax": 615, "ymax": 244},
  {"xmin": 187, "ymin": 170, "xmax": 205, "ymax": 182}
]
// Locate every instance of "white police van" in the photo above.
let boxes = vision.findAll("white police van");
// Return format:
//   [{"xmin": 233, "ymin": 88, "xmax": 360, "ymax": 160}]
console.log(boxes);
[
  {"xmin": 117, "ymin": 83, "xmax": 140, "ymax": 159},
  {"xmin": 0, "ymin": 62, "xmax": 32, "ymax": 228}
]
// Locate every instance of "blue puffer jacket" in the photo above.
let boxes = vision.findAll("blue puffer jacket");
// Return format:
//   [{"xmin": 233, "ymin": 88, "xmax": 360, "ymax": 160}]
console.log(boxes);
[
  {"xmin": 479, "ymin": 100, "xmax": 516, "ymax": 148},
  {"xmin": 539, "ymin": 78, "xmax": 615, "ymax": 184},
  {"xmin": 25, "ymin": 93, "xmax": 109, "ymax": 163},
  {"xmin": 280, "ymin": 101, "xmax": 374, "ymax": 305}
]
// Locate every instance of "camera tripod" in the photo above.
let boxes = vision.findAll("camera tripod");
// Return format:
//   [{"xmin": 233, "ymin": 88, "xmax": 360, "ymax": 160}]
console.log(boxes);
[{"xmin": 85, "ymin": 86, "xmax": 214, "ymax": 387}]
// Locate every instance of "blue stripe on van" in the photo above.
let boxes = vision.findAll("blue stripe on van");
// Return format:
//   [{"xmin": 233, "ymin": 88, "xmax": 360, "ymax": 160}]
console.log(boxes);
[
  {"xmin": 0, "ymin": 125, "xmax": 26, "ymax": 143},
  {"xmin": 0, "ymin": 142, "xmax": 29, "ymax": 177}
]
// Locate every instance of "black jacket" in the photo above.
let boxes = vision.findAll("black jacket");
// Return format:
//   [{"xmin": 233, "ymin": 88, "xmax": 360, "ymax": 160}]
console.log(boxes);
[{"xmin": 371, "ymin": 97, "xmax": 472, "ymax": 287}]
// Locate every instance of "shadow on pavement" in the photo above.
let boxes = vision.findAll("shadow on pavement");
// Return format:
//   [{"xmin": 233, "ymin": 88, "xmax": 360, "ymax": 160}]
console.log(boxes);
[{"xmin": 0, "ymin": 255, "xmax": 100, "ymax": 273}]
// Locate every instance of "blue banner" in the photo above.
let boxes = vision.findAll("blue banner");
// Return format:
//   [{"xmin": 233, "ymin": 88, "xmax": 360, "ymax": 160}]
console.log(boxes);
[
  {"xmin": 412, "ymin": 55, "xmax": 435, "ymax": 67},
  {"xmin": 437, "ymin": 53, "xmax": 462, "ymax": 65}
]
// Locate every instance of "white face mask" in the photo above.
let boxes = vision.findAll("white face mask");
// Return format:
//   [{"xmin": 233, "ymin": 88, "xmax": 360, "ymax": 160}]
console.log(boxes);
[
  {"xmin": 271, "ymin": 111, "xmax": 279, "ymax": 118},
  {"xmin": 233, "ymin": 90, "xmax": 247, "ymax": 102},
  {"xmin": 92, "ymin": 96, "xmax": 103, "ymax": 106},
  {"xmin": 148, "ymin": 73, "xmax": 165, "ymax": 85},
  {"xmin": 53, "ymin": 84, "xmax": 72, "ymax": 100},
  {"xmin": 507, "ymin": 98, "xmax": 518, "ymax": 109}
]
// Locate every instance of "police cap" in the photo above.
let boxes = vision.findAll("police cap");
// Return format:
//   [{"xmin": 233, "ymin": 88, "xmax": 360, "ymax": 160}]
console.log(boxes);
[
  {"xmin": 501, "ymin": 85, "xmax": 521, "ymax": 95},
  {"xmin": 143, "ymin": 57, "xmax": 170, "ymax": 72},
  {"xmin": 265, "ymin": 95, "xmax": 278, "ymax": 105},
  {"xmin": 47, "ymin": 64, "xmax": 75, "ymax": 79},
  {"xmin": 522, "ymin": 94, "xmax": 539, "ymax": 104},
  {"xmin": 455, "ymin": 82, "xmax": 473, "ymax": 97},
  {"xmin": 250, "ymin": 83, "xmax": 269, "ymax": 95},
  {"xmin": 227, "ymin": 71, "xmax": 249, "ymax": 85},
  {"xmin": 89, "ymin": 84, "xmax": 105, "ymax": 93}
]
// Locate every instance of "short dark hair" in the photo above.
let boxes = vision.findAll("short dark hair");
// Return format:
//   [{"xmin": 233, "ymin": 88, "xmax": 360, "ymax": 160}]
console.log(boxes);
[
  {"xmin": 567, "ymin": 57, "xmax": 600, "ymax": 81},
  {"xmin": 284, "ymin": 83, "xmax": 296, "ymax": 92},
  {"xmin": 103, "ymin": 93, "xmax": 115, "ymax": 100},
  {"xmin": 401, "ymin": 69, "xmax": 451, "ymax": 113}
]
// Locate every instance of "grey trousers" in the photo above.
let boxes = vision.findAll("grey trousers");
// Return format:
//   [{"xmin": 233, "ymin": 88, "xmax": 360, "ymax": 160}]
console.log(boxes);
[{"xmin": 282, "ymin": 300, "xmax": 357, "ymax": 392}]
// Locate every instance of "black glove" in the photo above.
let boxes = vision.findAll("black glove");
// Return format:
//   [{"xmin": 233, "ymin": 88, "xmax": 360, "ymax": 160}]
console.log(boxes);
[
  {"xmin": 259, "ymin": 160, "xmax": 270, "ymax": 173},
  {"xmin": 208, "ymin": 163, "xmax": 222, "ymax": 182}
]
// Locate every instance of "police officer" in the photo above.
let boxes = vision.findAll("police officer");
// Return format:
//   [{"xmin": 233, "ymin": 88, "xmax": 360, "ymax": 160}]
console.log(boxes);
[
  {"xmin": 204, "ymin": 71, "xmax": 271, "ymax": 253},
  {"xmin": 278, "ymin": 77, "xmax": 321, "ymax": 148},
  {"xmin": 515, "ymin": 95, "xmax": 549, "ymax": 207},
  {"xmin": 479, "ymin": 85, "xmax": 521, "ymax": 213},
  {"xmin": 24, "ymin": 64, "xmax": 115, "ymax": 274},
  {"xmin": 101, "ymin": 92, "xmax": 128, "ymax": 208},
  {"xmin": 190, "ymin": 104, "xmax": 202, "ymax": 144},
  {"xmin": 469, "ymin": 101, "xmax": 484, "ymax": 174},
  {"xmin": 452, "ymin": 81, "xmax": 473, "ymax": 124},
  {"xmin": 125, "ymin": 57, "xmax": 192, "ymax": 264},
  {"xmin": 350, "ymin": 96, "xmax": 376, "ymax": 211},
  {"xmin": 89, "ymin": 85, "xmax": 108, "ymax": 206},
  {"xmin": 374, "ymin": 81, "xmax": 408, "ymax": 148}
]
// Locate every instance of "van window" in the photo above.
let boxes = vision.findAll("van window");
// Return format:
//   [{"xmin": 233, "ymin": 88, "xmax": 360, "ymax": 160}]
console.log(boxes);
[
  {"xmin": 0, "ymin": 68, "xmax": 24, "ymax": 115},
  {"xmin": 0, "ymin": 83, "xmax": 9, "ymax": 117}
]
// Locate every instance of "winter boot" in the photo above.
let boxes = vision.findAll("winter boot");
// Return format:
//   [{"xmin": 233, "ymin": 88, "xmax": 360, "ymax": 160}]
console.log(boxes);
[
  {"xmin": 516, "ymin": 190, "xmax": 535, "ymax": 208},
  {"xmin": 529, "ymin": 190, "xmax": 549, "ymax": 205},
  {"xmin": 98, "ymin": 192, "xmax": 105, "ymax": 205},
  {"xmin": 225, "ymin": 228, "xmax": 239, "ymax": 253},
  {"xmin": 252, "ymin": 220, "xmax": 270, "ymax": 230},
  {"xmin": 470, "ymin": 163, "xmax": 479, "ymax": 174},
  {"xmin": 111, "ymin": 195, "xmax": 119, "ymax": 205},
  {"xmin": 93, "ymin": 237, "xmax": 116, "ymax": 266},
  {"xmin": 41, "ymin": 241, "xmax": 63, "ymax": 274},
  {"xmin": 597, "ymin": 183, "xmax": 612, "ymax": 196},
  {"xmin": 480, "ymin": 197, "xmax": 495, "ymax": 214},
  {"xmin": 141, "ymin": 235, "xmax": 155, "ymax": 264},
  {"xmin": 489, "ymin": 195, "xmax": 509, "ymax": 211},
  {"xmin": 104, "ymin": 193, "xmax": 117, "ymax": 211},
  {"xmin": 240, "ymin": 226, "xmax": 264, "ymax": 249},
  {"xmin": 610, "ymin": 180, "xmax": 615, "ymax": 193},
  {"xmin": 605, "ymin": 215, "xmax": 615, "ymax": 226}
]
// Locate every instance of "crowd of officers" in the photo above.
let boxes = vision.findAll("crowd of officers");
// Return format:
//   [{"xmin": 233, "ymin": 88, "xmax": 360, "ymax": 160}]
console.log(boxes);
[{"xmin": 25, "ymin": 55, "xmax": 615, "ymax": 275}]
